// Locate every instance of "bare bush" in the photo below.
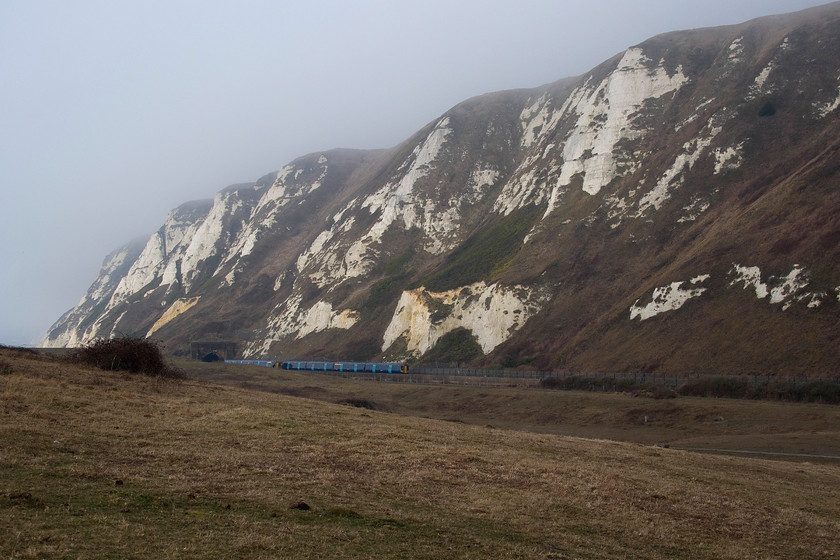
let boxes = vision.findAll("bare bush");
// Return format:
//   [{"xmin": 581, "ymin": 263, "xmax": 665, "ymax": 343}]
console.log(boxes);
[{"xmin": 69, "ymin": 337, "xmax": 183, "ymax": 378}]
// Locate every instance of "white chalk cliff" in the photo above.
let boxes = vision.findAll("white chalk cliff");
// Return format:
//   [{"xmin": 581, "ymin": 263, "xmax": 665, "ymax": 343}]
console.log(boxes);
[{"xmin": 43, "ymin": 3, "xmax": 840, "ymax": 376}]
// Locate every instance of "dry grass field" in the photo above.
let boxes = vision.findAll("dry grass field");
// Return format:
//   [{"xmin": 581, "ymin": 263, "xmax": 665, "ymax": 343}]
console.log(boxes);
[
  {"xmin": 2, "ymin": 348, "xmax": 839, "ymax": 559},
  {"xmin": 189, "ymin": 360, "xmax": 840, "ymax": 459}
]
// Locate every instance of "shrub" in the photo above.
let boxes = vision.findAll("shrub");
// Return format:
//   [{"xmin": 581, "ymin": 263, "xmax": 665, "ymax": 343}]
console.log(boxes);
[
  {"xmin": 540, "ymin": 375, "xmax": 643, "ymax": 394},
  {"xmin": 631, "ymin": 384, "xmax": 678, "ymax": 400},
  {"xmin": 539, "ymin": 373, "xmax": 840, "ymax": 403},
  {"xmin": 765, "ymin": 379, "xmax": 840, "ymax": 404},
  {"xmin": 791, "ymin": 380, "xmax": 840, "ymax": 404},
  {"xmin": 69, "ymin": 337, "xmax": 183, "ymax": 378},
  {"xmin": 422, "ymin": 328, "xmax": 483, "ymax": 364},
  {"xmin": 677, "ymin": 376, "xmax": 840, "ymax": 404},
  {"xmin": 0, "ymin": 344, "xmax": 38, "ymax": 356},
  {"xmin": 758, "ymin": 101, "xmax": 777, "ymax": 117},
  {"xmin": 339, "ymin": 398, "xmax": 378, "ymax": 410},
  {"xmin": 677, "ymin": 376, "xmax": 756, "ymax": 399},
  {"xmin": 539, "ymin": 376, "xmax": 678, "ymax": 398}
]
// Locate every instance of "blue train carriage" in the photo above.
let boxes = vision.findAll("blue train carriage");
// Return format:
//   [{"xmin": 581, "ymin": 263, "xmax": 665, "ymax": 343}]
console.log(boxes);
[
  {"xmin": 280, "ymin": 361, "xmax": 408, "ymax": 374},
  {"xmin": 226, "ymin": 359, "xmax": 276, "ymax": 367}
]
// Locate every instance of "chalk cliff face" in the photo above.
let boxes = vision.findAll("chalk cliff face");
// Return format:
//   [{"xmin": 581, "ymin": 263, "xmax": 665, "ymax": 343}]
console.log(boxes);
[{"xmin": 43, "ymin": 3, "xmax": 840, "ymax": 375}]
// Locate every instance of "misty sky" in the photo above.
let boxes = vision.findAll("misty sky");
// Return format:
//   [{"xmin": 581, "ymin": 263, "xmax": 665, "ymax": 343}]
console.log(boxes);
[{"xmin": 0, "ymin": 0, "xmax": 830, "ymax": 346}]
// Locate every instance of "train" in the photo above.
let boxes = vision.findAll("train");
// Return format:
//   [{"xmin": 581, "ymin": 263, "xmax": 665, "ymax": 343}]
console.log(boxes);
[
  {"xmin": 225, "ymin": 359, "xmax": 409, "ymax": 374},
  {"xmin": 225, "ymin": 359, "xmax": 277, "ymax": 367},
  {"xmin": 280, "ymin": 361, "xmax": 409, "ymax": 374}
]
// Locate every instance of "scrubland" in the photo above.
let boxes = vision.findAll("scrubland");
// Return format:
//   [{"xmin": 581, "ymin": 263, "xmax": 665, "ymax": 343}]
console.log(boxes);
[{"xmin": 2, "ymin": 348, "xmax": 839, "ymax": 559}]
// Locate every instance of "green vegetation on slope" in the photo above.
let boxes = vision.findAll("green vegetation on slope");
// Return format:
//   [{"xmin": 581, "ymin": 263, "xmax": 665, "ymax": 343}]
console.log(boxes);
[
  {"xmin": 421, "ymin": 327, "xmax": 484, "ymax": 364},
  {"xmin": 416, "ymin": 205, "xmax": 542, "ymax": 292},
  {"xmin": 365, "ymin": 249, "xmax": 416, "ymax": 312}
]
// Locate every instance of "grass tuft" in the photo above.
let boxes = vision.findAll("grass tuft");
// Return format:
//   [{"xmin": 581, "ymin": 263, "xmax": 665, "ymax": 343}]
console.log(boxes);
[{"xmin": 339, "ymin": 398, "xmax": 379, "ymax": 410}]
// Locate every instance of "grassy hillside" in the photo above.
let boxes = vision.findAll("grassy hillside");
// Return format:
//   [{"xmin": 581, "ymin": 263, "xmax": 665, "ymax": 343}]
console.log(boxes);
[{"xmin": 2, "ymin": 348, "xmax": 839, "ymax": 559}]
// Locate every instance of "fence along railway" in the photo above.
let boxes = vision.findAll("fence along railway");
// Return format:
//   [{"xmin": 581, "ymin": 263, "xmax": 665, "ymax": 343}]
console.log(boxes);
[{"xmin": 222, "ymin": 359, "xmax": 840, "ymax": 402}]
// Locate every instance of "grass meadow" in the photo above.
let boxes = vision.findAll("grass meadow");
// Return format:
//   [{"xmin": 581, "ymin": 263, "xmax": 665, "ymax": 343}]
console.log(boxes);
[{"xmin": 2, "ymin": 347, "xmax": 839, "ymax": 559}]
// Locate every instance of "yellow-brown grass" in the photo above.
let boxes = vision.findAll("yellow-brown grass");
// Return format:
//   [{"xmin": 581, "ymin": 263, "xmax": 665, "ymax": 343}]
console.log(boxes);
[
  {"xmin": 2, "ymin": 348, "xmax": 839, "ymax": 559},
  {"xmin": 190, "ymin": 359, "xmax": 840, "ymax": 457}
]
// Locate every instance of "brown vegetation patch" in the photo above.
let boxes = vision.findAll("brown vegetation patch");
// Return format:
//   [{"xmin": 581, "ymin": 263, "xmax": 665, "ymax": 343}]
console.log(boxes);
[
  {"xmin": 67, "ymin": 337, "xmax": 183, "ymax": 378},
  {"xmin": 4, "ymin": 349, "xmax": 838, "ymax": 559}
]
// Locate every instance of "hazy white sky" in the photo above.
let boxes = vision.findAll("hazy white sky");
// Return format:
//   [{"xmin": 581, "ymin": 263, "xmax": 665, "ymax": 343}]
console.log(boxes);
[{"xmin": 0, "ymin": 0, "xmax": 830, "ymax": 346}]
